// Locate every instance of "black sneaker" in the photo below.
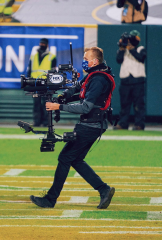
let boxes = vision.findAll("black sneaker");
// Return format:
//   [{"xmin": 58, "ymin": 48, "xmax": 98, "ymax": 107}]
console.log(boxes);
[
  {"xmin": 30, "ymin": 195, "xmax": 55, "ymax": 208},
  {"xmin": 97, "ymin": 187, "xmax": 115, "ymax": 209}
]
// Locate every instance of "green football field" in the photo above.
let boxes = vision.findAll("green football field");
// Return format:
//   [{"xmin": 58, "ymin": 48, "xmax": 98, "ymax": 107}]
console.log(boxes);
[{"xmin": 0, "ymin": 127, "xmax": 162, "ymax": 239}]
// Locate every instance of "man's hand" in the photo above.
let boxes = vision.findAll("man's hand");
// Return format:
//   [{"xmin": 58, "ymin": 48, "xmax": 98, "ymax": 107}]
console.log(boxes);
[
  {"xmin": 46, "ymin": 102, "xmax": 60, "ymax": 111},
  {"xmin": 127, "ymin": 41, "xmax": 135, "ymax": 50}
]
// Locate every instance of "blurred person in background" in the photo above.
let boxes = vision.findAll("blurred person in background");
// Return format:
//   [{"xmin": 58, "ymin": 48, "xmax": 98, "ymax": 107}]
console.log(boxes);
[
  {"xmin": 117, "ymin": 0, "xmax": 148, "ymax": 24},
  {"xmin": 30, "ymin": 47, "xmax": 116, "ymax": 209},
  {"xmin": 0, "ymin": 0, "xmax": 15, "ymax": 19},
  {"xmin": 27, "ymin": 38, "xmax": 56, "ymax": 127},
  {"xmin": 114, "ymin": 30, "xmax": 146, "ymax": 130}
]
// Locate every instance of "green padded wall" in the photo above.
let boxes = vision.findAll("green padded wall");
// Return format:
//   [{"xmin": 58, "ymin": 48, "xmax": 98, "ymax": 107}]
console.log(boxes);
[
  {"xmin": 146, "ymin": 25, "xmax": 162, "ymax": 116},
  {"xmin": 98, "ymin": 24, "xmax": 162, "ymax": 117}
]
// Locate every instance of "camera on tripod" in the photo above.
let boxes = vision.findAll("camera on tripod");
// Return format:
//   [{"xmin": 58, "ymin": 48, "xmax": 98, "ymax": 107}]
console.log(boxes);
[{"xmin": 18, "ymin": 43, "xmax": 78, "ymax": 152}]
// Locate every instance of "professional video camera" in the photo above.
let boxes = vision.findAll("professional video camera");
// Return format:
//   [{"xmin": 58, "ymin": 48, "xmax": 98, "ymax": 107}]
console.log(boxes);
[
  {"xmin": 118, "ymin": 32, "xmax": 140, "ymax": 48},
  {"xmin": 18, "ymin": 43, "xmax": 79, "ymax": 152}
]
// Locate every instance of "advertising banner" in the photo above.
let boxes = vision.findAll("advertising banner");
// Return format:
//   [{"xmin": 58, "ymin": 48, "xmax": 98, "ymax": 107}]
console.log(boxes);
[{"xmin": 0, "ymin": 26, "xmax": 84, "ymax": 88}]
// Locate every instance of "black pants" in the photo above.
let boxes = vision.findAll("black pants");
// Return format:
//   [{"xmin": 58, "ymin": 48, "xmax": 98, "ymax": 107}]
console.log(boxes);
[
  {"xmin": 47, "ymin": 124, "xmax": 109, "ymax": 203},
  {"xmin": 33, "ymin": 96, "xmax": 48, "ymax": 126},
  {"xmin": 118, "ymin": 83, "xmax": 145, "ymax": 129}
]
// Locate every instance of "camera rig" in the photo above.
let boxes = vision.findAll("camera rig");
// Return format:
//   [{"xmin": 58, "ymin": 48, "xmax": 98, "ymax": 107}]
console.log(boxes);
[{"xmin": 18, "ymin": 43, "xmax": 78, "ymax": 152}]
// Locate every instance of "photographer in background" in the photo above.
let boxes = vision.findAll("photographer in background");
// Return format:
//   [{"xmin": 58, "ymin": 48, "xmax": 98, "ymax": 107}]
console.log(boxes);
[
  {"xmin": 27, "ymin": 38, "xmax": 56, "ymax": 127},
  {"xmin": 117, "ymin": 0, "xmax": 148, "ymax": 24},
  {"xmin": 30, "ymin": 47, "xmax": 115, "ymax": 209},
  {"xmin": 114, "ymin": 30, "xmax": 146, "ymax": 130}
]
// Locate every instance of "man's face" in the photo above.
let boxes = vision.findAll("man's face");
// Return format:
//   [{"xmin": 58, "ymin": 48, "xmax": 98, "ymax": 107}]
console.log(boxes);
[
  {"xmin": 39, "ymin": 43, "xmax": 47, "ymax": 47},
  {"xmin": 83, "ymin": 50, "xmax": 99, "ymax": 68}
]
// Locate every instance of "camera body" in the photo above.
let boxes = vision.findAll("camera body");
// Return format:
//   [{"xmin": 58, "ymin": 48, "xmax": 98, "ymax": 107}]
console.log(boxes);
[
  {"xmin": 21, "ymin": 63, "xmax": 77, "ymax": 92},
  {"xmin": 118, "ymin": 32, "xmax": 140, "ymax": 48},
  {"xmin": 118, "ymin": 32, "xmax": 130, "ymax": 47}
]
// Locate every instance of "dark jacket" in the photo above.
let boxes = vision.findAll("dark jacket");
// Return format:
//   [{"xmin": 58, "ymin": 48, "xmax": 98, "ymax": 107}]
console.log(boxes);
[{"xmin": 59, "ymin": 63, "xmax": 114, "ymax": 129}]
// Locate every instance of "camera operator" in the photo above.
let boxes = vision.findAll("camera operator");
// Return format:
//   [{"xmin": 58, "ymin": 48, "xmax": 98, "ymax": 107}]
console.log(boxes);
[
  {"xmin": 114, "ymin": 30, "xmax": 146, "ymax": 130},
  {"xmin": 27, "ymin": 38, "xmax": 56, "ymax": 127},
  {"xmin": 30, "ymin": 47, "xmax": 115, "ymax": 209},
  {"xmin": 117, "ymin": 0, "xmax": 148, "ymax": 24}
]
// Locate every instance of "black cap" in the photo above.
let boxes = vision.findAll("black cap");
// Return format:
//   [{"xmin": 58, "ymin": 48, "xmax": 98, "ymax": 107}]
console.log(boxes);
[{"xmin": 40, "ymin": 38, "xmax": 48, "ymax": 45}]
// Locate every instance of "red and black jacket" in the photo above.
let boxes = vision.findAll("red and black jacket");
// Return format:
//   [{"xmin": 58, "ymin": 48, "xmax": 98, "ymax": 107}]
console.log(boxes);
[{"xmin": 79, "ymin": 71, "xmax": 115, "ymax": 123}]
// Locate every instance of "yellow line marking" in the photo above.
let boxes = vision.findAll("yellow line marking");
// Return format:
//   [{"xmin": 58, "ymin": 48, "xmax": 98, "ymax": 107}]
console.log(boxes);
[
  {"xmin": 92, "ymin": 1, "xmax": 116, "ymax": 24},
  {"xmin": 0, "ymin": 23, "xmax": 97, "ymax": 28}
]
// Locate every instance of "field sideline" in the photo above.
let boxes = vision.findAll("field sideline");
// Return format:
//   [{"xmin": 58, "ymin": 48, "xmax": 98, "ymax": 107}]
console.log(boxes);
[{"xmin": 0, "ymin": 127, "xmax": 162, "ymax": 239}]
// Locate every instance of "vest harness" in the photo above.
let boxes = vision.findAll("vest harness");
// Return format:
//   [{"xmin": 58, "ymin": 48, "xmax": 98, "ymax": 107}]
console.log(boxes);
[{"xmin": 79, "ymin": 71, "xmax": 115, "ymax": 123}]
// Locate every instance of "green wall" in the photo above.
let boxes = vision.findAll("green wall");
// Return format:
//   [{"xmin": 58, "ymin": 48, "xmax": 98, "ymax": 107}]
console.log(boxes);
[{"xmin": 98, "ymin": 24, "xmax": 162, "ymax": 117}]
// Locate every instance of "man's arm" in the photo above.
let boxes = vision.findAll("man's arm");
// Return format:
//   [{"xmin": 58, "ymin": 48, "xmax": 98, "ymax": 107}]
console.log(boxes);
[
  {"xmin": 127, "ymin": 0, "xmax": 141, "ymax": 10},
  {"xmin": 116, "ymin": 49, "xmax": 125, "ymax": 64},
  {"xmin": 129, "ymin": 48, "xmax": 147, "ymax": 63},
  {"xmin": 5, "ymin": 0, "xmax": 15, "ymax": 7},
  {"xmin": 117, "ymin": 0, "xmax": 125, "ymax": 8},
  {"xmin": 46, "ymin": 75, "xmax": 111, "ymax": 114}
]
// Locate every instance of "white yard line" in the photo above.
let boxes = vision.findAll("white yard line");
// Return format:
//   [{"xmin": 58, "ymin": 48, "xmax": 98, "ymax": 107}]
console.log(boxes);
[
  {"xmin": 0, "ymin": 202, "xmax": 161, "ymax": 207},
  {"xmin": 101, "ymin": 136, "xmax": 162, "ymax": 141},
  {"xmin": 1, "ymin": 134, "xmax": 162, "ymax": 141},
  {"xmin": 61, "ymin": 210, "xmax": 83, "ymax": 218},
  {"xmin": 147, "ymin": 211, "xmax": 162, "ymax": 220},
  {"xmin": 74, "ymin": 172, "xmax": 81, "ymax": 177},
  {"xmin": 0, "ymin": 217, "xmax": 162, "ymax": 221},
  {"xmin": 1, "ymin": 180, "xmax": 162, "ymax": 187},
  {"xmin": 3, "ymin": 169, "xmax": 26, "ymax": 176},
  {"xmin": 68, "ymin": 196, "xmax": 89, "ymax": 203},
  {"xmin": 0, "ymin": 165, "xmax": 162, "ymax": 169},
  {"xmin": 0, "ymin": 188, "xmax": 162, "ymax": 192},
  {"xmin": 150, "ymin": 197, "xmax": 162, "ymax": 204},
  {"xmin": 80, "ymin": 231, "xmax": 162, "ymax": 234},
  {"xmin": 0, "ymin": 225, "xmax": 161, "ymax": 229}
]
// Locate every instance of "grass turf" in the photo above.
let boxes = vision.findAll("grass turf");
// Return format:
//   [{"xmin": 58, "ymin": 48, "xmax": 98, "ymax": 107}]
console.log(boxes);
[{"xmin": 0, "ymin": 127, "xmax": 162, "ymax": 166}]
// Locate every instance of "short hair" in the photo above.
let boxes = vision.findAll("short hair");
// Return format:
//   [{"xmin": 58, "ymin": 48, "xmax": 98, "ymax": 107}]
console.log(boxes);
[{"xmin": 84, "ymin": 47, "xmax": 103, "ymax": 64}]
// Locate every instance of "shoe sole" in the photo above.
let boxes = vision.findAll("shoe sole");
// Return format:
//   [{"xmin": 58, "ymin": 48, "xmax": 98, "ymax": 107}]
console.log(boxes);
[
  {"xmin": 98, "ymin": 187, "xmax": 115, "ymax": 209},
  {"xmin": 30, "ymin": 195, "xmax": 54, "ymax": 208}
]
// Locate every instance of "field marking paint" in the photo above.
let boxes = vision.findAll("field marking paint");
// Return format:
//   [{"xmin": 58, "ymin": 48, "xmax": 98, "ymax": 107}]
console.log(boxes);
[
  {"xmin": 147, "ymin": 211, "xmax": 162, "ymax": 220},
  {"xmin": 0, "ymin": 225, "xmax": 161, "ymax": 229},
  {"xmin": 150, "ymin": 197, "xmax": 162, "ymax": 204},
  {"xmin": 68, "ymin": 196, "xmax": 89, "ymax": 203},
  {"xmin": 0, "ymin": 134, "xmax": 43, "ymax": 139},
  {"xmin": 0, "ymin": 200, "xmax": 31, "ymax": 203},
  {"xmin": 61, "ymin": 210, "xmax": 83, "ymax": 218},
  {"xmin": 1, "ymin": 134, "xmax": 162, "ymax": 141},
  {"xmin": 101, "ymin": 136, "xmax": 162, "ymax": 141},
  {"xmin": 1, "ymin": 175, "xmax": 162, "ymax": 180},
  {"xmin": 0, "ymin": 217, "xmax": 162, "ymax": 221},
  {"xmin": 74, "ymin": 172, "xmax": 81, "ymax": 177},
  {"xmin": 1, "ymin": 165, "xmax": 162, "ymax": 170},
  {"xmin": 1, "ymin": 180, "xmax": 162, "ymax": 187},
  {"xmin": 79, "ymin": 231, "xmax": 162, "ymax": 235},
  {"xmin": 1, "ymin": 188, "xmax": 162, "ymax": 193},
  {"xmin": 3, "ymin": 169, "xmax": 26, "ymax": 176},
  {"xmin": 0, "ymin": 201, "xmax": 162, "ymax": 207}
]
